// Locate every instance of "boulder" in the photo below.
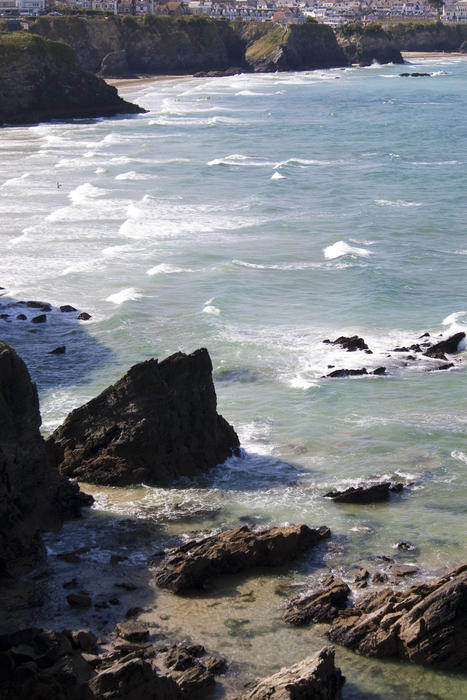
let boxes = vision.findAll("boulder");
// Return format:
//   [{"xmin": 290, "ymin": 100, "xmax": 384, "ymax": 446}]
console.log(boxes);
[
  {"xmin": 423, "ymin": 332, "xmax": 465, "ymax": 360},
  {"xmin": 283, "ymin": 577, "xmax": 350, "ymax": 626},
  {"xmin": 325, "ymin": 367, "xmax": 385, "ymax": 378},
  {"xmin": 328, "ymin": 564, "xmax": 467, "ymax": 670},
  {"xmin": 324, "ymin": 335, "xmax": 370, "ymax": 352},
  {"xmin": 0, "ymin": 343, "xmax": 81, "ymax": 577},
  {"xmin": 324, "ymin": 482, "xmax": 402, "ymax": 504},
  {"xmin": 241, "ymin": 646, "xmax": 345, "ymax": 699},
  {"xmin": 155, "ymin": 524, "xmax": 331, "ymax": 593},
  {"xmin": 89, "ymin": 657, "xmax": 180, "ymax": 699},
  {"xmin": 47, "ymin": 348, "xmax": 240, "ymax": 486}
]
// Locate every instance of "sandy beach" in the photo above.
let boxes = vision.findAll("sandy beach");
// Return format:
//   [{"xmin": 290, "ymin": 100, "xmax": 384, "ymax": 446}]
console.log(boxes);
[
  {"xmin": 402, "ymin": 50, "xmax": 467, "ymax": 58},
  {"xmin": 105, "ymin": 74, "xmax": 192, "ymax": 87}
]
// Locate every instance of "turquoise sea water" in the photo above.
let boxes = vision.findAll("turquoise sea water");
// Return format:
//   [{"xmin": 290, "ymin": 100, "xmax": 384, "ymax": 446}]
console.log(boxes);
[{"xmin": 1, "ymin": 57, "xmax": 467, "ymax": 697}]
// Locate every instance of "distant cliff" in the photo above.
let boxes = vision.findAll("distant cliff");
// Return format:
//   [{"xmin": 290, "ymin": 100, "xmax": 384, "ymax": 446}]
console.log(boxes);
[
  {"xmin": 387, "ymin": 20, "xmax": 467, "ymax": 52},
  {"xmin": 0, "ymin": 31, "xmax": 144, "ymax": 126},
  {"xmin": 336, "ymin": 22, "xmax": 403, "ymax": 66},
  {"xmin": 28, "ymin": 15, "xmax": 349, "ymax": 75}
]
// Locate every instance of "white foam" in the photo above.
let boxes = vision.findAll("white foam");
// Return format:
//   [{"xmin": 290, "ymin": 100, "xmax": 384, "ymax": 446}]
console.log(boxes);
[
  {"xmin": 208, "ymin": 154, "xmax": 274, "ymax": 168},
  {"xmin": 106, "ymin": 287, "xmax": 143, "ymax": 305},
  {"xmin": 203, "ymin": 304, "xmax": 221, "ymax": 315},
  {"xmin": 146, "ymin": 263, "xmax": 186, "ymax": 275},
  {"xmin": 451, "ymin": 450, "xmax": 467, "ymax": 465},
  {"xmin": 323, "ymin": 241, "xmax": 372, "ymax": 260},
  {"xmin": 0, "ymin": 173, "xmax": 30, "ymax": 188},
  {"xmin": 274, "ymin": 158, "xmax": 341, "ymax": 169},
  {"xmin": 375, "ymin": 199, "xmax": 422, "ymax": 208},
  {"xmin": 115, "ymin": 171, "xmax": 151, "ymax": 181},
  {"xmin": 442, "ymin": 311, "xmax": 467, "ymax": 327},
  {"xmin": 68, "ymin": 182, "xmax": 107, "ymax": 205},
  {"xmin": 271, "ymin": 172, "xmax": 285, "ymax": 180}
]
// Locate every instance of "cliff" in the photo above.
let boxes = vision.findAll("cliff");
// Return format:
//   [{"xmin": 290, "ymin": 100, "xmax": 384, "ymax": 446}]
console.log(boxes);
[
  {"xmin": 0, "ymin": 343, "xmax": 81, "ymax": 577},
  {"xmin": 0, "ymin": 31, "xmax": 144, "ymax": 126},
  {"xmin": 387, "ymin": 20, "xmax": 467, "ymax": 52},
  {"xmin": 29, "ymin": 15, "xmax": 349, "ymax": 75},
  {"xmin": 47, "ymin": 348, "xmax": 240, "ymax": 486},
  {"xmin": 336, "ymin": 22, "xmax": 403, "ymax": 66}
]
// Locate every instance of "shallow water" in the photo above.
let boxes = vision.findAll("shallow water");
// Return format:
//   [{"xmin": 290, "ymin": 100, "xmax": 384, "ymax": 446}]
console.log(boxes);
[{"xmin": 1, "ymin": 58, "xmax": 467, "ymax": 697}]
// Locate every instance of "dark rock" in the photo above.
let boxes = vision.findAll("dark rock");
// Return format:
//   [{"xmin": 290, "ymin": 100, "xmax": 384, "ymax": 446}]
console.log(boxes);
[
  {"xmin": 389, "ymin": 563, "xmax": 419, "ymax": 577},
  {"xmin": 125, "ymin": 607, "xmax": 143, "ymax": 619},
  {"xmin": 389, "ymin": 482, "xmax": 404, "ymax": 493},
  {"xmin": 0, "ymin": 314, "xmax": 9, "ymax": 320},
  {"xmin": 99, "ymin": 49, "xmax": 133, "ymax": 78},
  {"xmin": 115, "ymin": 583, "xmax": 138, "ymax": 592},
  {"xmin": 57, "ymin": 552, "xmax": 81, "ymax": 564},
  {"xmin": 49, "ymin": 346, "xmax": 66, "ymax": 355},
  {"xmin": 115, "ymin": 621, "xmax": 149, "ymax": 643},
  {"xmin": 47, "ymin": 348, "xmax": 240, "ymax": 486},
  {"xmin": 354, "ymin": 568, "xmax": 370, "ymax": 583},
  {"xmin": 175, "ymin": 662, "xmax": 214, "ymax": 697},
  {"xmin": 59, "ymin": 305, "xmax": 77, "ymax": 313},
  {"xmin": 110, "ymin": 554, "xmax": 127, "ymax": 565},
  {"xmin": 26, "ymin": 301, "xmax": 51, "ymax": 311},
  {"xmin": 326, "ymin": 368, "xmax": 368, "ymax": 378},
  {"xmin": 155, "ymin": 524, "xmax": 331, "ymax": 593},
  {"xmin": 328, "ymin": 564, "xmax": 467, "ymax": 669},
  {"xmin": 0, "ymin": 32, "xmax": 145, "ymax": 126},
  {"xmin": 77, "ymin": 312, "xmax": 92, "ymax": 320},
  {"xmin": 324, "ymin": 482, "xmax": 399, "ymax": 504},
  {"xmin": 202, "ymin": 654, "xmax": 227, "ymax": 675},
  {"xmin": 428, "ymin": 363, "xmax": 455, "ymax": 372},
  {"xmin": 419, "ymin": 332, "xmax": 430, "ymax": 338},
  {"xmin": 166, "ymin": 644, "xmax": 202, "ymax": 671},
  {"xmin": 71, "ymin": 630, "xmax": 97, "ymax": 652},
  {"xmin": 241, "ymin": 646, "xmax": 345, "ymax": 699},
  {"xmin": 78, "ymin": 491, "xmax": 94, "ymax": 507},
  {"xmin": 63, "ymin": 578, "xmax": 78, "ymax": 589},
  {"xmin": 66, "ymin": 593, "xmax": 92, "ymax": 608},
  {"xmin": 328, "ymin": 335, "xmax": 369, "ymax": 352},
  {"xmin": 400, "ymin": 72, "xmax": 431, "ymax": 77},
  {"xmin": 108, "ymin": 598, "xmax": 120, "ymax": 606},
  {"xmin": 396, "ymin": 541, "xmax": 415, "ymax": 551},
  {"xmin": 31, "ymin": 314, "xmax": 46, "ymax": 324},
  {"xmin": 424, "ymin": 332, "xmax": 465, "ymax": 359},
  {"xmin": 337, "ymin": 24, "xmax": 403, "ymax": 66},
  {"xmin": 372, "ymin": 572, "xmax": 388, "ymax": 585},
  {"xmin": 283, "ymin": 577, "xmax": 350, "ymax": 626},
  {"xmin": 88, "ymin": 657, "xmax": 180, "ymax": 699},
  {"xmin": 16, "ymin": 314, "xmax": 27, "ymax": 320},
  {"xmin": 372, "ymin": 366, "xmax": 386, "ymax": 375},
  {"xmin": 0, "ymin": 343, "xmax": 81, "ymax": 577}
]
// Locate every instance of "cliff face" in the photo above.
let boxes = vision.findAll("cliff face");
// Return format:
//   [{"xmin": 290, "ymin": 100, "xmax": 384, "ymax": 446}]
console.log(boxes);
[
  {"xmin": 388, "ymin": 20, "xmax": 467, "ymax": 52},
  {"xmin": 47, "ymin": 349, "xmax": 240, "ymax": 486},
  {"xmin": 0, "ymin": 32, "xmax": 144, "ymax": 126},
  {"xmin": 0, "ymin": 343, "xmax": 80, "ymax": 576},
  {"xmin": 29, "ymin": 15, "xmax": 350, "ymax": 76},
  {"xmin": 245, "ymin": 20, "xmax": 348, "ymax": 72},
  {"xmin": 336, "ymin": 23, "xmax": 403, "ymax": 66}
]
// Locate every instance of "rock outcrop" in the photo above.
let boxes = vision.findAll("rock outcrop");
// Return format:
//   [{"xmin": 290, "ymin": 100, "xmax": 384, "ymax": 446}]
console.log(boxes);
[
  {"xmin": 47, "ymin": 348, "xmax": 240, "ymax": 486},
  {"xmin": 387, "ymin": 20, "xmax": 467, "ymax": 53},
  {"xmin": 423, "ymin": 332, "xmax": 465, "ymax": 360},
  {"xmin": 328, "ymin": 564, "xmax": 467, "ymax": 670},
  {"xmin": 155, "ymin": 524, "xmax": 331, "ymax": 593},
  {"xmin": 241, "ymin": 646, "xmax": 345, "ymax": 700},
  {"xmin": 324, "ymin": 482, "xmax": 403, "ymax": 504},
  {"xmin": 0, "ymin": 31, "xmax": 144, "ymax": 126},
  {"xmin": 336, "ymin": 22, "xmax": 403, "ymax": 66},
  {"xmin": 244, "ymin": 20, "xmax": 347, "ymax": 72},
  {"xmin": 0, "ymin": 342, "xmax": 81, "ymax": 576},
  {"xmin": 283, "ymin": 576, "xmax": 350, "ymax": 626}
]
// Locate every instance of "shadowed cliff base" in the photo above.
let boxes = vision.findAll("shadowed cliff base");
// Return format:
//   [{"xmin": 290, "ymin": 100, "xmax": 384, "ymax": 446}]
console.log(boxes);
[{"xmin": 0, "ymin": 32, "xmax": 145, "ymax": 126}]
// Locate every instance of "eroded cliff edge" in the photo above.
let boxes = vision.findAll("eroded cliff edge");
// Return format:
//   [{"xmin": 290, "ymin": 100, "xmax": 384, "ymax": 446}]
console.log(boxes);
[{"xmin": 0, "ymin": 31, "xmax": 144, "ymax": 126}]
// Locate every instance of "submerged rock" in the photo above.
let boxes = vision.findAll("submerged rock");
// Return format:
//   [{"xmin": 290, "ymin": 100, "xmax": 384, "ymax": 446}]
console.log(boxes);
[
  {"xmin": 0, "ymin": 342, "xmax": 82, "ymax": 577},
  {"xmin": 47, "ymin": 348, "xmax": 240, "ymax": 486},
  {"xmin": 155, "ymin": 524, "xmax": 331, "ymax": 593},
  {"xmin": 324, "ymin": 482, "xmax": 403, "ymax": 504},
  {"xmin": 328, "ymin": 564, "xmax": 467, "ymax": 670},
  {"xmin": 283, "ymin": 576, "xmax": 350, "ymax": 626},
  {"xmin": 241, "ymin": 646, "xmax": 345, "ymax": 699}
]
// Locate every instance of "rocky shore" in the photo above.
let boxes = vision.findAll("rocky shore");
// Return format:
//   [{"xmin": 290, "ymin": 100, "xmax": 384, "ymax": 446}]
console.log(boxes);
[{"xmin": 1, "ymin": 322, "xmax": 465, "ymax": 697}]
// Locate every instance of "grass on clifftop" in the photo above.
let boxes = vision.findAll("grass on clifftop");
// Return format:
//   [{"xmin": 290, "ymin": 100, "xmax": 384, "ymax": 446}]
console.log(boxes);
[
  {"xmin": 246, "ymin": 24, "xmax": 290, "ymax": 61},
  {"xmin": 0, "ymin": 31, "xmax": 74, "ymax": 63}
]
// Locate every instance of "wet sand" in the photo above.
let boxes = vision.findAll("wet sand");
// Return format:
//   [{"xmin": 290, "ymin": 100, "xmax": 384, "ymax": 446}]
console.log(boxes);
[
  {"xmin": 402, "ymin": 51, "xmax": 466, "ymax": 58},
  {"xmin": 105, "ymin": 74, "xmax": 192, "ymax": 87}
]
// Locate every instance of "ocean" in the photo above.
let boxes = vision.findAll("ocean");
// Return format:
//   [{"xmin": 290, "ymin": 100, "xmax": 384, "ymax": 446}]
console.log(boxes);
[{"xmin": 1, "ymin": 57, "xmax": 467, "ymax": 698}]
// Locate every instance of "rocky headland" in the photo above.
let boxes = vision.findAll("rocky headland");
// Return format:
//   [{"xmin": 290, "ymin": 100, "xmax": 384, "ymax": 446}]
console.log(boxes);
[{"xmin": 0, "ymin": 31, "xmax": 145, "ymax": 126}]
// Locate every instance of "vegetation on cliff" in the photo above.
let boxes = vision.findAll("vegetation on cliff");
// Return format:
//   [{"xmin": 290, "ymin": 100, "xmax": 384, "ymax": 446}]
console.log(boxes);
[
  {"xmin": 387, "ymin": 20, "xmax": 467, "ymax": 52},
  {"xmin": 0, "ymin": 30, "xmax": 144, "ymax": 125},
  {"xmin": 336, "ymin": 22, "xmax": 403, "ymax": 65}
]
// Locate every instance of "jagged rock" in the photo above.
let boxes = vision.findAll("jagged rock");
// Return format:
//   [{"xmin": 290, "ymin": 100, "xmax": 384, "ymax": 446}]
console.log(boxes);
[
  {"xmin": 31, "ymin": 314, "xmax": 46, "ymax": 324},
  {"xmin": 328, "ymin": 564, "xmax": 467, "ymax": 669},
  {"xmin": 324, "ymin": 482, "xmax": 402, "ymax": 504},
  {"xmin": 389, "ymin": 563, "xmax": 419, "ymax": 577},
  {"xmin": 283, "ymin": 577, "xmax": 350, "ymax": 626},
  {"xmin": 336, "ymin": 23, "xmax": 403, "ymax": 66},
  {"xmin": 155, "ymin": 524, "xmax": 331, "ymax": 593},
  {"xmin": 47, "ymin": 348, "xmax": 240, "ymax": 486},
  {"xmin": 78, "ymin": 312, "xmax": 92, "ymax": 320},
  {"xmin": 400, "ymin": 72, "xmax": 431, "ymax": 77},
  {"xmin": 89, "ymin": 657, "xmax": 180, "ymax": 699},
  {"xmin": 174, "ymin": 662, "xmax": 214, "ymax": 697},
  {"xmin": 0, "ymin": 343, "xmax": 81, "ymax": 577},
  {"xmin": 115, "ymin": 621, "xmax": 149, "ymax": 643},
  {"xmin": 59, "ymin": 305, "xmax": 77, "ymax": 313},
  {"xmin": 241, "ymin": 646, "xmax": 345, "ymax": 699},
  {"xmin": 424, "ymin": 332, "xmax": 465, "ymax": 359},
  {"xmin": 324, "ymin": 335, "xmax": 370, "ymax": 352},
  {"xmin": 325, "ymin": 367, "xmax": 386, "ymax": 378}
]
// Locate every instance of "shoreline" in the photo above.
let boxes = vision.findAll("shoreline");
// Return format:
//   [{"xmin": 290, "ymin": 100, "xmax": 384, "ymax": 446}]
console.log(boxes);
[
  {"xmin": 105, "ymin": 74, "xmax": 193, "ymax": 87},
  {"xmin": 402, "ymin": 50, "xmax": 467, "ymax": 58}
]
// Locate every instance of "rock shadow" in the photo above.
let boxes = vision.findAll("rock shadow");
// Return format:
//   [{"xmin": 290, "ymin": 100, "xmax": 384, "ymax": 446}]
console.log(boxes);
[{"xmin": 0, "ymin": 292, "xmax": 113, "ymax": 393}]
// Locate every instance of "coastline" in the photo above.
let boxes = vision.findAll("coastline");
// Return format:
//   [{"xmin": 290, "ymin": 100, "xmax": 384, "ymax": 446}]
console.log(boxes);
[
  {"xmin": 105, "ymin": 74, "xmax": 193, "ymax": 87},
  {"xmin": 402, "ymin": 50, "xmax": 467, "ymax": 58}
]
